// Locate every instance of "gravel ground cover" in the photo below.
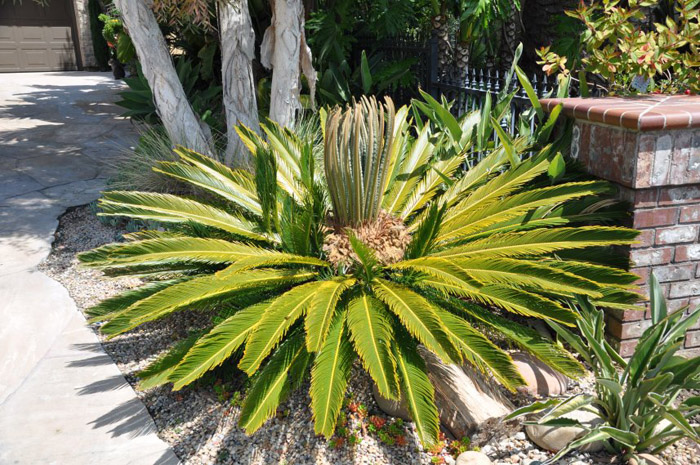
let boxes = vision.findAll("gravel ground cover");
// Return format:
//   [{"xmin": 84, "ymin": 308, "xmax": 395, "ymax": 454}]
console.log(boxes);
[{"xmin": 39, "ymin": 205, "xmax": 700, "ymax": 465}]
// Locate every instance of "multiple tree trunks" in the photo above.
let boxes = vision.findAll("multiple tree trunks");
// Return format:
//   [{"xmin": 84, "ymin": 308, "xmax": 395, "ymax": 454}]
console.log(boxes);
[
  {"xmin": 113, "ymin": 0, "xmax": 214, "ymax": 156},
  {"xmin": 116, "ymin": 0, "xmax": 315, "ymax": 164},
  {"xmin": 218, "ymin": 0, "xmax": 259, "ymax": 168}
]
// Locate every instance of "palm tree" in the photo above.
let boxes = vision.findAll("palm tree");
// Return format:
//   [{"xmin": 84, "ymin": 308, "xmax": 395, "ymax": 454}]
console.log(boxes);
[{"xmin": 80, "ymin": 92, "xmax": 639, "ymax": 446}]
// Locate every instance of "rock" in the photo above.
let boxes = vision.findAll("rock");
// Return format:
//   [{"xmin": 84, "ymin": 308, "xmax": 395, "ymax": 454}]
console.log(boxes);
[
  {"xmin": 456, "ymin": 451, "xmax": 492, "ymax": 465},
  {"xmin": 371, "ymin": 382, "xmax": 411, "ymax": 420},
  {"xmin": 373, "ymin": 348, "xmax": 513, "ymax": 438},
  {"xmin": 525, "ymin": 409, "xmax": 605, "ymax": 453},
  {"xmin": 422, "ymin": 347, "xmax": 513, "ymax": 439},
  {"xmin": 629, "ymin": 454, "xmax": 665, "ymax": 465},
  {"xmin": 511, "ymin": 352, "xmax": 569, "ymax": 397}
]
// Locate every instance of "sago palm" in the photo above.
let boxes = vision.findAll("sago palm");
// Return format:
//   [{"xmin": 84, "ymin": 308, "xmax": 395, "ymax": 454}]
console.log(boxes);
[{"xmin": 80, "ymin": 96, "xmax": 639, "ymax": 446}]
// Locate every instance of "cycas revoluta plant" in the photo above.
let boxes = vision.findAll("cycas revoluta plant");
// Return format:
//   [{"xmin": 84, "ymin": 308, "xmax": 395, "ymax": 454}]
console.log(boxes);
[{"xmin": 80, "ymin": 95, "xmax": 640, "ymax": 446}]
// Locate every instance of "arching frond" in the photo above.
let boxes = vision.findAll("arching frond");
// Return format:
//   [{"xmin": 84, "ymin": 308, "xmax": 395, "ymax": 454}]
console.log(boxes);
[
  {"xmin": 239, "ymin": 331, "xmax": 310, "ymax": 434},
  {"xmin": 169, "ymin": 302, "xmax": 268, "ymax": 389},
  {"xmin": 101, "ymin": 269, "xmax": 316, "ymax": 337},
  {"xmin": 433, "ymin": 227, "xmax": 639, "ymax": 260},
  {"xmin": 372, "ymin": 279, "xmax": 458, "ymax": 362},
  {"xmin": 80, "ymin": 237, "xmax": 329, "ymax": 270},
  {"xmin": 346, "ymin": 291, "xmax": 399, "ymax": 400},
  {"xmin": 98, "ymin": 191, "xmax": 271, "ymax": 242},
  {"xmin": 310, "ymin": 312, "xmax": 355, "ymax": 437},
  {"xmin": 84, "ymin": 278, "xmax": 189, "ymax": 319},
  {"xmin": 305, "ymin": 278, "xmax": 356, "ymax": 352},
  {"xmin": 393, "ymin": 332, "xmax": 440, "ymax": 447},
  {"xmin": 436, "ymin": 308, "xmax": 524, "ymax": 391},
  {"xmin": 239, "ymin": 280, "xmax": 327, "ymax": 375}
]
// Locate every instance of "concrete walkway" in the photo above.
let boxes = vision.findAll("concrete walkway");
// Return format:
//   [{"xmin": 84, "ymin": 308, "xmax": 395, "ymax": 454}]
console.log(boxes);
[{"xmin": 0, "ymin": 72, "xmax": 179, "ymax": 465}]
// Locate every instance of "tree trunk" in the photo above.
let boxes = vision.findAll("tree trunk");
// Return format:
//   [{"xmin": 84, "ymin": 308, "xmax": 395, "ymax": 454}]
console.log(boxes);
[
  {"xmin": 431, "ymin": 3, "xmax": 452, "ymax": 79},
  {"xmin": 114, "ymin": 0, "xmax": 213, "ymax": 155},
  {"xmin": 498, "ymin": 3, "xmax": 522, "ymax": 72},
  {"xmin": 218, "ymin": 0, "xmax": 259, "ymax": 167},
  {"xmin": 261, "ymin": 0, "xmax": 317, "ymax": 128}
]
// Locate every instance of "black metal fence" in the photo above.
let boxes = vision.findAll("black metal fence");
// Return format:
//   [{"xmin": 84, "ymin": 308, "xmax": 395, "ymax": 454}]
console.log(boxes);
[{"xmin": 358, "ymin": 35, "xmax": 601, "ymax": 123}]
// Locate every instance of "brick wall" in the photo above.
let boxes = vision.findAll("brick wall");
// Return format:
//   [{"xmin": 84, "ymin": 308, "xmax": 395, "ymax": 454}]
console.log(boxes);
[{"xmin": 541, "ymin": 95, "xmax": 700, "ymax": 357}]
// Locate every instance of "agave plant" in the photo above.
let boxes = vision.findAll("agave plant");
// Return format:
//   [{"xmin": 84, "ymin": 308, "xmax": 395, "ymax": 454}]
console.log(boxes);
[{"xmin": 80, "ymin": 95, "xmax": 639, "ymax": 446}]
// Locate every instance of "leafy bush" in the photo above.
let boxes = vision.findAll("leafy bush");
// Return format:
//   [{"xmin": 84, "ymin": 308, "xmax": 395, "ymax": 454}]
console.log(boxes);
[
  {"xmin": 116, "ymin": 59, "xmax": 223, "ymax": 132},
  {"xmin": 508, "ymin": 274, "xmax": 700, "ymax": 462},
  {"xmin": 537, "ymin": 0, "xmax": 700, "ymax": 94},
  {"xmin": 80, "ymin": 93, "xmax": 638, "ymax": 446}
]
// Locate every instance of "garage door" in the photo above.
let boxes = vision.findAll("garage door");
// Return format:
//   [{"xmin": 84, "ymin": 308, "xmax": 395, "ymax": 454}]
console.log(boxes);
[{"xmin": 0, "ymin": 0, "xmax": 79, "ymax": 72}]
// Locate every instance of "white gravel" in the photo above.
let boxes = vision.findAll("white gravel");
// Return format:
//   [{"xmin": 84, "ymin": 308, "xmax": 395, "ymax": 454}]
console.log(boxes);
[{"xmin": 39, "ymin": 205, "xmax": 700, "ymax": 465}]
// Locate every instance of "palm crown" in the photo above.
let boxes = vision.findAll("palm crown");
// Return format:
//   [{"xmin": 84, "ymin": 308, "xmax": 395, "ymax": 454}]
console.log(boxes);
[{"xmin": 80, "ymin": 95, "xmax": 639, "ymax": 446}]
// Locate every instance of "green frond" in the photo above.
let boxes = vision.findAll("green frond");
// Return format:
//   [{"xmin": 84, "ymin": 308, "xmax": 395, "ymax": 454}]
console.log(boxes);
[
  {"xmin": 396, "ymin": 259, "xmax": 577, "ymax": 325},
  {"xmin": 439, "ymin": 181, "xmax": 614, "ymax": 243},
  {"xmin": 80, "ymin": 237, "xmax": 329, "ymax": 270},
  {"xmin": 398, "ymin": 154, "xmax": 464, "ymax": 219},
  {"xmin": 169, "ymin": 302, "xmax": 268, "ymax": 389},
  {"xmin": 435, "ymin": 308, "xmax": 525, "ymax": 391},
  {"xmin": 122, "ymin": 230, "xmax": 182, "ymax": 241},
  {"xmin": 84, "ymin": 278, "xmax": 188, "ymax": 319},
  {"xmin": 310, "ymin": 312, "xmax": 356, "ymax": 437},
  {"xmin": 239, "ymin": 280, "xmax": 327, "ymax": 375},
  {"xmin": 405, "ymin": 202, "xmax": 446, "ymax": 259},
  {"xmin": 346, "ymin": 291, "xmax": 399, "ymax": 400},
  {"xmin": 439, "ymin": 154, "xmax": 550, "ymax": 231},
  {"xmin": 451, "ymin": 297, "xmax": 585, "ymax": 378},
  {"xmin": 383, "ymin": 124, "xmax": 433, "ymax": 215},
  {"xmin": 155, "ymin": 159, "xmax": 261, "ymax": 215},
  {"xmin": 448, "ymin": 258, "xmax": 605, "ymax": 298},
  {"xmin": 175, "ymin": 146, "xmax": 257, "ymax": 192},
  {"xmin": 305, "ymin": 278, "xmax": 356, "ymax": 352},
  {"xmin": 239, "ymin": 331, "xmax": 310, "ymax": 434},
  {"xmin": 137, "ymin": 331, "xmax": 202, "ymax": 390},
  {"xmin": 434, "ymin": 227, "xmax": 639, "ymax": 260},
  {"xmin": 393, "ymin": 331, "xmax": 440, "ymax": 447},
  {"xmin": 98, "ymin": 191, "xmax": 272, "ymax": 242},
  {"xmin": 101, "ymin": 269, "xmax": 316, "ymax": 337},
  {"xmin": 372, "ymin": 279, "xmax": 458, "ymax": 362},
  {"xmin": 541, "ymin": 259, "xmax": 639, "ymax": 289}
]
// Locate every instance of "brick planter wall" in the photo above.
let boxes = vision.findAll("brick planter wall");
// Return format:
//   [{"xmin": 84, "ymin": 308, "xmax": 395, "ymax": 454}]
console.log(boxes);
[{"xmin": 540, "ymin": 95, "xmax": 700, "ymax": 356}]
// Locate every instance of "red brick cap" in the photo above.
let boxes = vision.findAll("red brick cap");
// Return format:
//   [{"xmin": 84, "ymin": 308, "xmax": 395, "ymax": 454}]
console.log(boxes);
[{"xmin": 539, "ymin": 95, "xmax": 700, "ymax": 131}]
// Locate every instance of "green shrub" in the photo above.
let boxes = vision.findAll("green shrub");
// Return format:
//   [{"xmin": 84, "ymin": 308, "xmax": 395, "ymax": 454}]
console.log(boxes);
[
  {"xmin": 79, "ymin": 91, "xmax": 638, "ymax": 446},
  {"xmin": 537, "ymin": 0, "xmax": 700, "ymax": 94},
  {"xmin": 508, "ymin": 274, "xmax": 700, "ymax": 462}
]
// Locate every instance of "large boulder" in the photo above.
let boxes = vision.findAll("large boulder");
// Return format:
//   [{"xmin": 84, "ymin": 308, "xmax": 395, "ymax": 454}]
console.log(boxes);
[
  {"xmin": 456, "ymin": 451, "xmax": 492, "ymax": 465},
  {"xmin": 628, "ymin": 454, "xmax": 665, "ymax": 465},
  {"xmin": 372, "ymin": 348, "xmax": 513, "ymax": 438},
  {"xmin": 371, "ymin": 382, "xmax": 411, "ymax": 420},
  {"xmin": 422, "ymin": 348, "xmax": 513, "ymax": 438},
  {"xmin": 511, "ymin": 351, "xmax": 569, "ymax": 397},
  {"xmin": 525, "ymin": 409, "xmax": 605, "ymax": 452}
]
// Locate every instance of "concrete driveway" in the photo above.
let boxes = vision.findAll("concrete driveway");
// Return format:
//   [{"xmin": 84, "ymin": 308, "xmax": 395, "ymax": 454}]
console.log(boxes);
[{"xmin": 0, "ymin": 72, "xmax": 178, "ymax": 465}]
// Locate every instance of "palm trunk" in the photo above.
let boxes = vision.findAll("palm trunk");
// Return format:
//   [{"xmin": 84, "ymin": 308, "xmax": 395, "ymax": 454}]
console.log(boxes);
[
  {"xmin": 455, "ymin": 18, "xmax": 470, "ymax": 82},
  {"xmin": 261, "ymin": 0, "xmax": 317, "ymax": 128},
  {"xmin": 498, "ymin": 3, "xmax": 522, "ymax": 71},
  {"xmin": 431, "ymin": 3, "xmax": 452, "ymax": 78},
  {"xmin": 113, "ymin": 0, "xmax": 213, "ymax": 155},
  {"xmin": 218, "ymin": 0, "xmax": 259, "ymax": 168}
]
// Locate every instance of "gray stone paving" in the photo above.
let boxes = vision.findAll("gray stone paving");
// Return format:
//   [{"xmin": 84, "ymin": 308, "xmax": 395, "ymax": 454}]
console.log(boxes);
[{"xmin": 0, "ymin": 72, "xmax": 179, "ymax": 465}]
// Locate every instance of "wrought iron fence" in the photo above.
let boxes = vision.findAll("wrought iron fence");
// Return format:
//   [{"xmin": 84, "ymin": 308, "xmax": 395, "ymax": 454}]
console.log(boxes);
[{"xmin": 357, "ymin": 35, "xmax": 601, "ymax": 121}]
